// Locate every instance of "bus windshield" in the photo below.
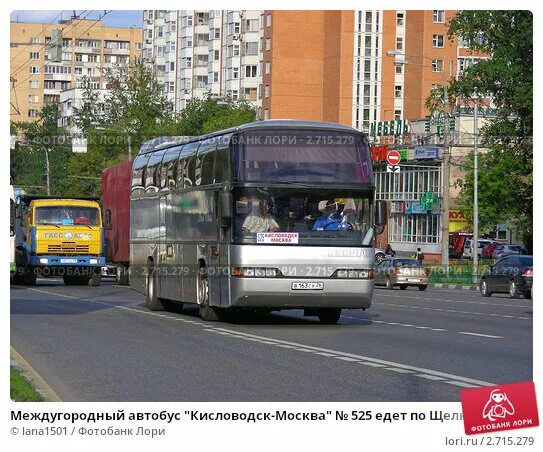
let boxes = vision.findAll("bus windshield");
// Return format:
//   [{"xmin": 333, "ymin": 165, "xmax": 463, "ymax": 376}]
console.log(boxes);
[
  {"xmin": 233, "ymin": 130, "xmax": 373, "ymax": 184},
  {"xmin": 233, "ymin": 187, "xmax": 374, "ymax": 246},
  {"xmin": 35, "ymin": 206, "xmax": 100, "ymax": 226}
]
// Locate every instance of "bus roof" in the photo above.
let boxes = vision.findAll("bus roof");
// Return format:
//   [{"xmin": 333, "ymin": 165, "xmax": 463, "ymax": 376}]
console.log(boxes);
[{"xmin": 137, "ymin": 120, "xmax": 364, "ymax": 155}]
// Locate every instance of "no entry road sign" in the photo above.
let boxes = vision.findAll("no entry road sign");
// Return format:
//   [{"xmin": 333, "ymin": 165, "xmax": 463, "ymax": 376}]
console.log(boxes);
[{"xmin": 387, "ymin": 150, "xmax": 401, "ymax": 166}]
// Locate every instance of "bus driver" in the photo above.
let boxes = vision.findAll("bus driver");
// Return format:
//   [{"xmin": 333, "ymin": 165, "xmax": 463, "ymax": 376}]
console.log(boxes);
[{"xmin": 241, "ymin": 199, "xmax": 280, "ymax": 233}]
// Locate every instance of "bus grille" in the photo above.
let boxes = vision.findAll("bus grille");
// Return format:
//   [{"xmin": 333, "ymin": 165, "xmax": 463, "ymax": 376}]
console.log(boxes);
[{"xmin": 48, "ymin": 243, "xmax": 90, "ymax": 254}]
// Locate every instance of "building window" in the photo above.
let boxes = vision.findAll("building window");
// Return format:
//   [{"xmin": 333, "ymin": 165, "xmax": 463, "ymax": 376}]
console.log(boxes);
[
  {"xmin": 396, "ymin": 37, "xmax": 403, "ymax": 51},
  {"xmin": 431, "ymin": 59, "xmax": 444, "ymax": 72},
  {"xmin": 433, "ymin": 10, "xmax": 445, "ymax": 23},
  {"xmin": 245, "ymin": 65, "xmax": 257, "ymax": 77},
  {"xmin": 245, "ymin": 19, "xmax": 259, "ymax": 32},
  {"xmin": 395, "ymin": 65, "xmax": 403, "ymax": 74},
  {"xmin": 169, "ymin": 81, "xmax": 175, "ymax": 93},
  {"xmin": 29, "ymin": 66, "xmax": 39, "ymax": 74},
  {"xmin": 28, "ymin": 94, "xmax": 39, "ymax": 103},
  {"xmin": 214, "ymin": 50, "xmax": 220, "ymax": 61},
  {"xmin": 265, "ymin": 61, "xmax": 271, "ymax": 74},
  {"xmin": 266, "ymin": 38, "xmax": 271, "ymax": 51},
  {"xmin": 28, "ymin": 109, "xmax": 39, "ymax": 117},
  {"xmin": 432, "ymin": 34, "xmax": 444, "ymax": 48},
  {"xmin": 29, "ymin": 52, "xmax": 39, "ymax": 60},
  {"xmin": 170, "ymin": 61, "xmax": 175, "ymax": 72},
  {"xmin": 30, "ymin": 37, "xmax": 40, "ymax": 44},
  {"xmin": 62, "ymin": 52, "xmax": 72, "ymax": 61},
  {"xmin": 395, "ymin": 85, "xmax": 402, "ymax": 98},
  {"xmin": 396, "ymin": 12, "xmax": 404, "ymax": 26},
  {"xmin": 431, "ymin": 83, "xmax": 440, "ymax": 91},
  {"xmin": 264, "ymin": 109, "xmax": 269, "ymax": 120},
  {"xmin": 233, "ymin": 44, "xmax": 240, "ymax": 56},
  {"xmin": 213, "ymin": 72, "xmax": 219, "ymax": 83},
  {"xmin": 244, "ymin": 87, "xmax": 257, "ymax": 101},
  {"xmin": 157, "ymin": 26, "xmax": 164, "ymax": 38},
  {"xmin": 29, "ymin": 80, "xmax": 39, "ymax": 89},
  {"xmin": 264, "ymin": 85, "xmax": 270, "ymax": 98},
  {"xmin": 214, "ymin": 28, "xmax": 220, "ymax": 39},
  {"xmin": 394, "ymin": 109, "xmax": 402, "ymax": 120},
  {"xmin": 245, "ymin": 42, "xmax": 258, "ymax": 55},
  {"xmin": 266, "ymin": 14, "xmax": 272, "ymax": 27},
  {"xmin": 185, "ymin": 57, "xmax": 192, "ymax": 68},
  {"xmin": 233, "ymin": 67, "xmax": 239, "ymax": 79}
]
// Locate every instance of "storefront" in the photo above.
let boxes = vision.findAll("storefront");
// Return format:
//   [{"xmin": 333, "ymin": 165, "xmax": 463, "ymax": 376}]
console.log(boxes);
[{"xmin": 372, "ymin": 145, "xmax": 443, "ymax": 256}]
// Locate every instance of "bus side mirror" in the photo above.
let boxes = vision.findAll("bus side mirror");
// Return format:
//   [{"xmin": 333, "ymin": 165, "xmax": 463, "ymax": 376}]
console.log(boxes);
[
  {"xmin": 220, "ymin": 192, "xmax": 233, "ymax": 220},
  {"xmin": 374, "ymin": 200, "xmax": 386, "ymax": 234}
]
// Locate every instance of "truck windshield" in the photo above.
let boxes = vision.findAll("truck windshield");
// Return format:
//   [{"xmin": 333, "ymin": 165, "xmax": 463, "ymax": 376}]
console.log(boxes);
[
  {"xmin": 233, "ymin": 187, "xmax": 374, "ymax": 246},
  {"xmin": 35, "ymin": 206, "xmax": 100, "ymax": 226},
  {"xmin": 233, "ymin": 130, "xmax": 373, "ymax": 184}
]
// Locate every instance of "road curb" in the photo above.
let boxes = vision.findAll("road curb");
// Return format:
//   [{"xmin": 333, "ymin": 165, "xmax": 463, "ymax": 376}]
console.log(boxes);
[
  {"xmin": 10, "ymin": 346, "xmax": 63, "ymax": 402},
  {"xmin": 431, "ymin": 283, "xmax": 478, "ymax": 291}
]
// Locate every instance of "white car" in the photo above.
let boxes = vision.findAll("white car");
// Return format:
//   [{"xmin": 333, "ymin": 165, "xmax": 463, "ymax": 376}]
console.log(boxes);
[{"xmin": 462, "ymin": 239, "xmax": 496, "ymax": 259}]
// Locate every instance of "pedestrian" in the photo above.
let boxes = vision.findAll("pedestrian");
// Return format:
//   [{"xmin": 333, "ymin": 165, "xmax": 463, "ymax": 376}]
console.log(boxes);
[
  {"xmin": 385, "ymin": 243, "xmax": 395, "ymax": 257},
  {"xmin": 415, "ymin": 247, "xmax": 425, "ymax": 264}
]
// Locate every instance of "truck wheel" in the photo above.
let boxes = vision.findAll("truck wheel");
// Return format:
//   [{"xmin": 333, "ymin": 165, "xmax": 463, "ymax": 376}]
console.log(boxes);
[
  {"xmin": 24, "ymin": 265, "xmax": 37, "ymax": 286},
  {"xmin": 88, "ymin": 270, "xmax": 101, "ymax": 286},
  {"xmin": 117, "ymin": 264, "xmax": 129, "ymax": 285},
  {"xmin": 63, "ymin": 275, "xmax": 79, "ymax": 285},
  {"xmin": 12, "ymin": 266, "xmax": 25, "ymax": 285},
  {"xmin": 146, "ymin": 263, "xmax": 164, "ymax": 311},
  {"xmin": 317, "ymin": 308, "xmax": 342, "ymax": 324}
]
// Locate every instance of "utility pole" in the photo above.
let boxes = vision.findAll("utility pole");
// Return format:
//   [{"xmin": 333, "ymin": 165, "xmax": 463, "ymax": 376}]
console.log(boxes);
[
  {"xmin": 473, "ymin": 103, "xmax": 479, "ymax": 282},
  {"xmin": 44, "ymin": 147, "xmax": 51, "ymax": 195},
  {"xmin": 440, "ymin": 76, "xmax": 450, "ymax": 274}
]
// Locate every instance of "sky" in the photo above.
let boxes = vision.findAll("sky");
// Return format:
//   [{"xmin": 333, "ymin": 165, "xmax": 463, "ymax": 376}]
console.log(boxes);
[{"xmin": 10, "ymin": 10, "xmax": 143, "ymax": 28}]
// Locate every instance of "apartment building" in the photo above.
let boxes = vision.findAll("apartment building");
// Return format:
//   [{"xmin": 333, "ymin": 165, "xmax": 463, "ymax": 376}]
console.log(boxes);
[
  {"xmin": 143, "ymin": 10, "xmax": 263, "ymax": 112},
  {"xmin": 10, "ymin": 17, "xmax": 142, "ymax": 122},
  {"xmin": 142, "ymin": 10, "xmax": 177, "ymax": 104},
  {"xmin": 262, "ymin": 9, "xmax": 486, "ymax": 131}
]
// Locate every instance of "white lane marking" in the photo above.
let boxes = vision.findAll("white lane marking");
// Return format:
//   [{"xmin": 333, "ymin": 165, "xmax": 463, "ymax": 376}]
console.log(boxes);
[
  {"xmin": 458, "ymin": 332, "xmax": 504, "ymax": 339},
  {"xmin": 24, "ymin": 287, "xmax": 496, "ymax": 389},
  {"xmin": 386, "ymin": 367, "xmax": 414, "ymax": 374},
  {"xmin": 343, "ymin": 316, "xmax": 449, "ymax": 332},
  {"xmin": 376, "ymin": 292, "xmax": 532, "ymax": 308},
  {"xmin": 446, "ymin": 381, "xmax": 478, "ymax": 388},
  {"xmin": 376, "ymin": 301, "xmax": 530, "ymax": 320}
]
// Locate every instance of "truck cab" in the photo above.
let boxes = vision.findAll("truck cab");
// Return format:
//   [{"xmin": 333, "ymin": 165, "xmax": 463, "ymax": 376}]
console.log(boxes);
[{"xmin": 13, "ymin": 197, "xmax": 105, "ymax": 286}]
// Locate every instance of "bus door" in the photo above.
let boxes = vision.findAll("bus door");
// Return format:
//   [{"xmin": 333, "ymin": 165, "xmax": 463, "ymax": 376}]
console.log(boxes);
[{"xmin": 208, "ymin": 192, "xmax": 229, "ymax": 308}]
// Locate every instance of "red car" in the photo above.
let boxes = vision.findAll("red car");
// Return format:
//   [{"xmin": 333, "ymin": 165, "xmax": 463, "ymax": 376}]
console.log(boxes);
[{"xmin": 482, "ymin": 242, "xmax": 498, "ymax": 259}]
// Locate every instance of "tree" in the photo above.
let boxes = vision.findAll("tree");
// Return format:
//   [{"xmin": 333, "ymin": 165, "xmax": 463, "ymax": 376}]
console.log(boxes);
[
  {"xmin": 445, "ymin": 11, "xmax": 532, "ymax": 250},
  {"xmin": 11, "ymin": 104, "xmax": 71, "ymax": 195},
  {"xmin": 177, "ymin": 94, "xmax": 257, "ymax": 136}
]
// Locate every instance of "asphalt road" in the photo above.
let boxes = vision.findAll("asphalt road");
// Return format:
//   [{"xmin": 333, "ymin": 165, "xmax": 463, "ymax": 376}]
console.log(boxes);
[{"xmin": 10, "ymin": 278, "xmax": 533, "ymax": 402}]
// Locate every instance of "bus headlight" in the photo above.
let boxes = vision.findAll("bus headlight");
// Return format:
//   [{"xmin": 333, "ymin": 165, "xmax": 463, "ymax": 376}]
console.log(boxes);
[
  {"xmin": 333, "ymin": 269, "xmax": 372, "ymax": 279},
  {"xmin": 39, "ymin": 258, "xmax": 48, "ymax": 264},
  {"xmin": 232, "ymin": 267, "xmax": 280, "ymax": 277}
]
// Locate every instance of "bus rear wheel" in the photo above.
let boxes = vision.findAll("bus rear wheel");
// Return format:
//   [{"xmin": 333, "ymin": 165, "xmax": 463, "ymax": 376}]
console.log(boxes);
[{"xmin": 317, "ymin": 308, "xmax": 342, "ymax": 324}]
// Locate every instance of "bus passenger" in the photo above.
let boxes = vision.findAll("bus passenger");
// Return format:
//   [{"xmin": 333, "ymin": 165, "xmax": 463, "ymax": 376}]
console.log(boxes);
[{"xmin": 241, "ymin": 199, "xmax": 280, "ymax": 233}]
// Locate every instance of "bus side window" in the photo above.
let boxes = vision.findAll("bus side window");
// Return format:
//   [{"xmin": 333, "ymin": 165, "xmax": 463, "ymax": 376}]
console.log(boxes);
[
  {"xmin": 186, "ymin": 155, "xmax": 196, "ymax": 187},
  {"xmin": 214, "ymin": 143, "xmax": 231, "ymax": 183}
]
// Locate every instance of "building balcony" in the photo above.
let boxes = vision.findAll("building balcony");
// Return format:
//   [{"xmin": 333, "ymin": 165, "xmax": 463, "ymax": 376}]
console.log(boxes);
[
  {"xmin": 75, "ymin": 46, "xmax": 100, "ymax": 53},
  {"xmin": 44, "ymin": 88, "xmax": 61, "ymax": 95},
  {"xmin": 44, "ymin": 73, "xmax": 72, "ymax": 81}
]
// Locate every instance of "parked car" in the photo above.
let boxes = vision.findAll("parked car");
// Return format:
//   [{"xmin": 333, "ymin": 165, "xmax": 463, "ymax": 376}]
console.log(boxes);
[
  {"xmin": 491, "ymin": 244, "xmax": 526, "ymax": 260},
  {"xmin": 375, "ymin": 248, "xmax": 387, "ymax": 263},
  {"xmin": 479, "ymin": 255, "xmax": 532, "ymax": 298},
  {"xmin": 374, "ymin": 258, "xmax": 429, "ymax": 290},
  {"xmin": 463, "ymin": 239, "xmax": 496, "ymax": 259},
  {"xmin": 481, "ymin": 242, "xmax": 498, "ymax": 259}
]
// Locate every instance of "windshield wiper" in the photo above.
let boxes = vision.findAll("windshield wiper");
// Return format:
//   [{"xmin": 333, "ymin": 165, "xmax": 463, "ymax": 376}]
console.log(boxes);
[
  {"xmin": 273, "ymin": 181, "xmax": 314, "ymax": 188},
  {"xmin": 39, "ymin": 222, "xmax": 61, "ymax": 228}
]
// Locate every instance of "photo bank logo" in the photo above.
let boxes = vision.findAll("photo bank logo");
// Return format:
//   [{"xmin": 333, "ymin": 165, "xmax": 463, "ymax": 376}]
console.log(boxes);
[{"xmin": 460, "ymin": 382, "xmax": 539, "ymax": 435}]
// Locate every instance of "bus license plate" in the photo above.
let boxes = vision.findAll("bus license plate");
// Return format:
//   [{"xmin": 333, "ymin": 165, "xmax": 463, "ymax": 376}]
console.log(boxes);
[{"xmin": 291, "ymin": 282, "xmax": 324, "ymax": 290}]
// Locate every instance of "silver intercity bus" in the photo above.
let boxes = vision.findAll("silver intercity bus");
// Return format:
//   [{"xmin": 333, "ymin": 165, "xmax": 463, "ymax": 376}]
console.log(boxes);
[{"xmin": 130, "ymin": 120, "xmax": 386, "ymax": 323}]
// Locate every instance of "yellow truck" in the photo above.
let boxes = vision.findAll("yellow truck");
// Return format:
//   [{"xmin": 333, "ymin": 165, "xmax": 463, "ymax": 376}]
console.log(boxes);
[{"xmin": 12, "ymin": 196, "xmax": 105, "ymax": 286}]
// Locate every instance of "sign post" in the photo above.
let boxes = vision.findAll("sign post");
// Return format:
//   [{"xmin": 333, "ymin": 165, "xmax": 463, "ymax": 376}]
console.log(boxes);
[{"xmin": 386, "ymin": 150, "xmax": 401, "ymax": 174}]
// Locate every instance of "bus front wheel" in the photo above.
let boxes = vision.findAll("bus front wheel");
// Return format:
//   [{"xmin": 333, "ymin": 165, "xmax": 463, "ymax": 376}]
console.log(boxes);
[
  {"xmin": 146, "ymin": 262, "xmax": 164, "ymax": 311},
  {"xmin": 317, "ymin": 308, "xmax": 342, "ymax": 324},
  {"xmin": 197, "ymin": 265, "xmax": 221, "ymax": 321}
]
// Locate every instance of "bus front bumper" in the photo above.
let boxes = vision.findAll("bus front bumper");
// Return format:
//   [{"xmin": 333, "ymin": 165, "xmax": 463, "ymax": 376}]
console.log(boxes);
[
  {"xmin": 30, "ymin": 255, "xmax": 105, "ymax": 267},
  {"xmin": 229, "ymin": 277, "xmax": 374, "ymax": 309}
]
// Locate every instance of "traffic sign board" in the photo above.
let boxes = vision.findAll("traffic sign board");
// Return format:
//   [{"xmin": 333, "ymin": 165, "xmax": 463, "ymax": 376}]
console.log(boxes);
[
  {"xmin": 387, "ymin": 164, "xmax": 401, "ymax": 174},
  {"xmin": 387, "ymin": 150, "xmax": 401, "ymax": 166}
]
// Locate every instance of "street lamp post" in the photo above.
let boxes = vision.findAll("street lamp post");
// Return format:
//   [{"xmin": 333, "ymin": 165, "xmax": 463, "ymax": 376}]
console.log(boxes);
[{"xmin": 386, "ymin": 50, "xmax": 451, "ymax": 271}]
